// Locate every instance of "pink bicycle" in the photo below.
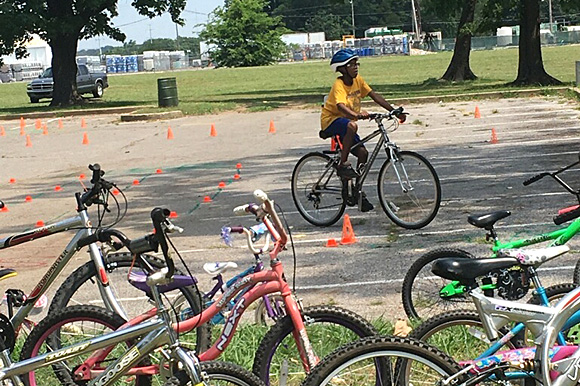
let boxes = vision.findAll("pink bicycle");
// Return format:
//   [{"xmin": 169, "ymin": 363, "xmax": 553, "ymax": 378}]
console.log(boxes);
[{"xmin": 20, "ymin": 190, "xmax": 377, "ymax": 386}]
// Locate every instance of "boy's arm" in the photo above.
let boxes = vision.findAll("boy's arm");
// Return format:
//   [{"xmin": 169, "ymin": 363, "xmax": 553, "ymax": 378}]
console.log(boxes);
[
  {"xmin": 368, "ymin": 90, "xmax": 406, "ymax": 122},
  {"xmin": 337, "ymin": 103, "xmax": 366, "ymax": 120}
]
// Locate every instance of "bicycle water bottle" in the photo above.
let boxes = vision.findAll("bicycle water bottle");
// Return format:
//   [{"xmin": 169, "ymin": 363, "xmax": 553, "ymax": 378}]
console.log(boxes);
[{"xmin": 250, "ymin": 223, "xmax": 268, "ymax": 242}]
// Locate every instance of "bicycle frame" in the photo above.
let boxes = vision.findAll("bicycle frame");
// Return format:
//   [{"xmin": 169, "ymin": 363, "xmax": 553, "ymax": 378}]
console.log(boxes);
[
  {"xmin": 445, "ymin": 286, "xmax": 580, "ymax": 383},
  {"xmin": 0, "ymin": 197, "xmax": 129, "ymax": 328}
]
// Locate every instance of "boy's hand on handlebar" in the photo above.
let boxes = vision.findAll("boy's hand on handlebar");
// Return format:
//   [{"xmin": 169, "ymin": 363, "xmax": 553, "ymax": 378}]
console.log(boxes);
[{"xmin": 357, "ymin": 110, "xmax": 370, "ymax": 120}]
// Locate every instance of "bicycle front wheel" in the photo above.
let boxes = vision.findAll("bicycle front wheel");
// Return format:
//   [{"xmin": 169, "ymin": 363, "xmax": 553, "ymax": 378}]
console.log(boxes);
[
  {"xmin": 378, "ymin": 151, "xmax": 441, "ymax": 229},
  {"xmin": 301, "ymin": 335, "xmax": 462, "ymax": 386},
  {"xmin": 291, "ymin": 152, "xmax": 346, "ymax": 226},
  {"xmin": 252, "ymin": 305, "xmax": 378, "ymax": 386},
  {"xmin": 20, "ymin": 305, "xmax": 150, "ymax": 386}
]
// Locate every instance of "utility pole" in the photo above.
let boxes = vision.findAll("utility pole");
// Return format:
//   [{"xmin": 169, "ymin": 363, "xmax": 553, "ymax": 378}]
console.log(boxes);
[
  {"xmin": 175, "ymin": 23, "xmax": 180, "ymax": 50},
  {"xmin": 548, "ymin": 0, "xmax": 554, "ymax": 31},
  {"xmin": 350, "ymin": 0, "xmax": 355, "ymax": 37},
  {"xmin": 411, "ymin": 0, "xmax": 421, "ymax": 40},
  {"xmin": 149, "ymin": 24, "xmax": 153, "ymax": 45}
]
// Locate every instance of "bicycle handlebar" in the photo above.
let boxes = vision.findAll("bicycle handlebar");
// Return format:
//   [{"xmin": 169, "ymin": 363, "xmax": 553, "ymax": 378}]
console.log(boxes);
[
  {"xmin": 523, "ymin": 172, "xmax": 550, "ymax": 186},
  {"xmin": 368, "ymin": 106, "xmax": 406, "ymax": 121},
  {"xmin": 77, "ymin": 207, "xmax": 179, "ymax": 279},
  {"xmin": 223, "ymin": 225, "xmax": 272, "ymax": 254},
  {"xmin": 554, "ymin": 206, "xmax": 580, "ymax": 225},
  {"xmin": 80, "ymin": 163, "xmax": 115, "ymax": 207},
  {"xmin": 232, "ymin": 190, "xmax": 288, "ymax": 250}
]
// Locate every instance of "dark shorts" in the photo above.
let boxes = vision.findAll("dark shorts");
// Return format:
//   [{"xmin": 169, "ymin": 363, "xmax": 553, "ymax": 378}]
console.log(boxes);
[{"xmin": 324, "ymin": 118, "xmax": 363, "ymax": 148}]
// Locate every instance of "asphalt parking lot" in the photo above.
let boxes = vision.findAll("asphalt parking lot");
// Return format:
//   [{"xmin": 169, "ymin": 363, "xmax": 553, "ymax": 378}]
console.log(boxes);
[{"xmin": 0, "ymin": 95, "xmax": 579, "ymax": 321}]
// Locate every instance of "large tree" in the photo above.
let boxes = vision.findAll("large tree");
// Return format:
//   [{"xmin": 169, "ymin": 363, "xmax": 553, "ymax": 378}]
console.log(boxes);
[
  {"xmin": 0, "ymin": 0, "xmax": 185, "ymax": 106},
  {"xmin": 200, "ymin": 0, "xmax": 287, "ymax": 67},
  {"xmin": 512, "ymin": 0, "xmax": 560, "ymax": 85},
  {"xmin": 441, "ymin": 0, "xmax": 478, "ymax": 81}
]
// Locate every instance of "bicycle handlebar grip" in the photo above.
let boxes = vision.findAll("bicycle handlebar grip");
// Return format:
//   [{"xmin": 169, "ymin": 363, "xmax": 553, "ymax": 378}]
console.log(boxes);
[
  {"xmin": 392, "ymin": 106, "xmax": 404, "ymax": 116},
  {"xmin": 523, "ymin": 172, "xmax": 549, "ymax": 186},
  {"xmin": 150, "ymin": 207, "xmax": 174, "ymax": 278},
  {"xmin": 89, "ymin": 163, "xmax": 102, "ymax": 184},
  {"xmin": 554, "ymin": 207, "xmax": 580, "ymax": 225},
  {"xmin": 254, "ymin": 189, "xmax": 268, "ymax": 203},
  {"xmin": 233, "ymin": 205, "xmax": 249, "ymax": 216},
  {"xmin": 229, "ymin": 226, "xmax": 244, "ymax": 234},
  {"xmin": 129, "ymin": 234, "xmax": 157, "ymax": 255}
]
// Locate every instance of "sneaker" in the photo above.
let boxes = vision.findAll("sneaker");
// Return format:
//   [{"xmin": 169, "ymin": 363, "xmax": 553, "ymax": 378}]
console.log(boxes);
[
  {"xmin": 361, "ymin": 193, "xmax": 374, "ymax": 212},
  {"xmin": 337, "ymin": 164, "xmax": 359, "ymax": 179}
]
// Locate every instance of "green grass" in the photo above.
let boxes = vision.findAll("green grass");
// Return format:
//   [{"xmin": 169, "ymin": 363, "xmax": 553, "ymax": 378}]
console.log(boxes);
[{"xmin": 1, "ymin": 45, "xmax": 578, "ymax": 116}]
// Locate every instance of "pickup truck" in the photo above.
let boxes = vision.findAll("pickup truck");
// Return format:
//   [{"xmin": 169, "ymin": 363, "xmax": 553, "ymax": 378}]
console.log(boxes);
[{"xmin": 26, "ymin": 64, "xmax": 108, "ymax": 103}]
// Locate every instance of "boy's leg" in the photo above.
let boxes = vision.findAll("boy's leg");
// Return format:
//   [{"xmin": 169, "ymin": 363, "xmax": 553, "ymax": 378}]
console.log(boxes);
[{"xmin": 341, "ymin": 121, "xmax": 359, "ymax": 165}]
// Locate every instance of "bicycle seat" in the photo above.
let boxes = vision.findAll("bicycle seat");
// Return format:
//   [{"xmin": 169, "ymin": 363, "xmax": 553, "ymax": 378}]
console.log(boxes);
[
  {"xmin": 203, "ymin": 262, "xmax": 238, "ymax": 276},
  {"xmin": 128, "ymin": 271, "xmax": 198, "ymax": 295},
  {"xmin": 467, "ymin": 210, "xmax": 511, "ymax": 230},
  {"xmin": 319, "ymin": 130, "xmax": 334, "ymax": 140},
  {"xmin": 497, "ymin": 245, "xmax": 569, "ymax": 266},
  {"xmin": 0, "ymin": 269, "xmax": 16, "ymax": 282},
  {"xmin": 432, "ymin": 257, "xmax": 518, "ymax": 282}
]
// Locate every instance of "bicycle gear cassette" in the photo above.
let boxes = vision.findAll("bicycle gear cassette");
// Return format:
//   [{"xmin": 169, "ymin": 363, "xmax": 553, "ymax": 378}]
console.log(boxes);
[
  {"xmin": 492, "ymin": 268, "xmax": 530, "ymax": 300},
  {"xmin": 0, "ymin": 313, "xmax": 15, "ymax": 352}
]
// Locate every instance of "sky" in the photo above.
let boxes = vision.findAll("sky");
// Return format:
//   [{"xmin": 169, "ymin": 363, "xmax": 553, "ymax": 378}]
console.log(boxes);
[{"xmin": 78, "ymin": 0, "xmax": 224, "ymax": 50}]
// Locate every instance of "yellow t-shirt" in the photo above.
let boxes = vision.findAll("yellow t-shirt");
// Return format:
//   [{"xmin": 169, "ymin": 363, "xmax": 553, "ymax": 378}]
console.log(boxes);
[{"xmin": 320, "ymin": 76, "xmax": 372, "ymax": 130}]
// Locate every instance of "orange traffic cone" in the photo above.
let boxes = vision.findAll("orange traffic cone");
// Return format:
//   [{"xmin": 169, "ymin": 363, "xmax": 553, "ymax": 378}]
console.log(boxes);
[
  {"xmin": 210, "ymin": 124, "xmax": 217, "ymax": 137},
  {"xmin": 36, "ymin": 220, "xmax": 45, "ymax": 227},
  {"xmin": 169, "ymin": 211, "xmax": 178, "ymax": 218},
  {"xmin": 167, "ymin": 126, "xmax": 174, "ymax": 139},
  {"xmin": 133, "ymin": 179, "xmax": 140, "ymax": 185},
  {"xmin": 340, "ymin": 214, "xmax": 357, "ymax": 245},
  {"xmin": 25, "ymin": 135, "xmax": 32, "ymax": 148},
  {"xmin": 0, "ymin": 206, "xmax": 8, "ymax": 212},
  {"xmin": 35, "ymin": 119, "xmax": 42, "ymax": 130},
  {"xmin": 325, "ymin": 238, "xmax": 338, "ymax": 247},
  {"xmin": 474, "ymin": 106, "xmax": 481, "ymax": 119},
  {"xmin": 81, "ymin": 118, "xmax": 87, "ymax": 128},
  {"xmin": 25, "ymin": 195, "xmax": 32, "ymax": 202},
  {"xmin": 269, "ymin": 120, "xmax": 276, "ymax": 134},
  {"xmin": 203, "ymin": 196, "xmax": 212, "ymax": 203},
  {"xmin": 490, "ymin": 128, "xmax": 499, "ymax": 144},
  {"xmin": 233, "ymin": 173, "xmax": 241, "ymax": 180},
  {"xmin": 42, "ymin": 125, "xmax": 48, "ymax": 135},
  {"xmin": 54, "ymin": 185, "xmax": 62, "ymax": 192},
  {"xmin": 20, "ymin": 126, "xmax": 25, "ymax": 136},
  {"xmin": 58, "ymin": 119, "xmax": 63, "ymax": 129},
  {"xmin": 218, "ymin": 181, "xmax": 226, "ymax": 189},
  {"xmin": 82, "ymin": 132, "xmax": 89, "ymax": 145},
  {"xmin": 20, "ymin": 117, "xmax": 25, "ymax": 131},
  {"xmin": 0, "ymin": 126, "xmax": 5, "ymax": 136}
]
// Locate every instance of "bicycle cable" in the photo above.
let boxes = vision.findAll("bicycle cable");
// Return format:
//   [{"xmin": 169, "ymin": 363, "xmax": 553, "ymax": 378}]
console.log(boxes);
[
  {"xmin": 276, "ymin": 202, "xmax": 297, "ymax": 293},
  {"xmin": 166, "ymin": 232, "xmax": 203, "ymax": 331}
]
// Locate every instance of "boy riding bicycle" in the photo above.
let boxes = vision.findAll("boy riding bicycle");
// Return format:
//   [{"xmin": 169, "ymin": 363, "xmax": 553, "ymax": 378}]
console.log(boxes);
[{"xmin": 320, "ymin": 48, "xmax": 405, "ymax": 212}]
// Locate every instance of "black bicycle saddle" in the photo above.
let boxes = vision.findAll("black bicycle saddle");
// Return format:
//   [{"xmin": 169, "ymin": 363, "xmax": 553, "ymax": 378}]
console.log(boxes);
[{"xmin": 432, "ymin": 257, "xmax": 518, "ymax": 282}]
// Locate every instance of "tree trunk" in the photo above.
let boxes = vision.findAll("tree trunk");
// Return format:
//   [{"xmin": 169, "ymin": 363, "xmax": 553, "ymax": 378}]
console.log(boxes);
[
  {"xmin": 512, "ymin": 0, "xmax": 561, "ymax": 85},
  {"xmin": 441, "ymin": 0, "xmax": 477, "ymax": 81},
  {"xmin": 49, "ymin": 33, "xmax": 82, "ymax": 107}
]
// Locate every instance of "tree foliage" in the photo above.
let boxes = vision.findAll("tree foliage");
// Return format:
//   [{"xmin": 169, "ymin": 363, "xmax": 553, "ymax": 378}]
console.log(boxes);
[
  {"xmin": 0, "ymin": 0, "xmax": 186, "ymax": 106},
  {"xmin": 200, "ymin": 0, "xmax": 287, "ymax": 67}
]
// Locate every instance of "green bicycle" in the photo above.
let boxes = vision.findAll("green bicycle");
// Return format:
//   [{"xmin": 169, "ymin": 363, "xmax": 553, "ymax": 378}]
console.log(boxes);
[{"xmin": 402, "ymin": 152, "xmax": 580, "ymax": 319}]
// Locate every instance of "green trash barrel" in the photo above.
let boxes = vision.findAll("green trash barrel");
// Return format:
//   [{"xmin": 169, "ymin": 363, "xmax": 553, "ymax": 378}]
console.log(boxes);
[{"xmin": 157, "ymin": 77, "xmax": 179, "ymax": 107}]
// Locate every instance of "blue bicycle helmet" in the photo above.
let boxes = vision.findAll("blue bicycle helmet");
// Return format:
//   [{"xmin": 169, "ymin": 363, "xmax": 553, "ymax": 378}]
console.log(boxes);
[{"xmin": 330, "ymin": 48, "xmax": 358, "ymax": 72}]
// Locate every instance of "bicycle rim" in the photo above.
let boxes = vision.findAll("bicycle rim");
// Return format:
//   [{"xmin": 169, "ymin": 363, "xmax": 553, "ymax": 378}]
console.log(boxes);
[
  {"xmin": 408, "ymin": 265, "xmax": 473, "ymax": 320},
  {"xmin": 378, "ymin": 151, "xmax": 441, "ymax": 229},
  {"xmin": 292, "ymin": 153, "xmax": 346, "ymax": 226}
]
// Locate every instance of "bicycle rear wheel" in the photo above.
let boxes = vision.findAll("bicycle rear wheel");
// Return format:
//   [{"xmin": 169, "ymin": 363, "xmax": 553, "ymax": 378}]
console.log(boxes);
[
  {"xmin": 291, "ymin": 152, "xmax": 346, "ymax": 226},
  {"xmin": 378, "ymin": 150, "xmax": 441, "ymax": 229},
  {"xmin": 167, "ymin": 362, "xmax": 265, "ymax": 386},
  {"xmin": 301, "ymin": 335, "xmax": 461, "ymax": 386}
]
